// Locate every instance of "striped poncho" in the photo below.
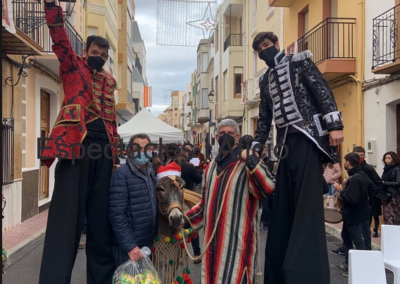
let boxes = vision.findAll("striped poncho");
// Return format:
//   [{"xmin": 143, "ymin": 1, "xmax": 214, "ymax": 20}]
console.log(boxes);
[{"xmin": 184, "ymin": 156, "xmax": 274, "ymax": 284}]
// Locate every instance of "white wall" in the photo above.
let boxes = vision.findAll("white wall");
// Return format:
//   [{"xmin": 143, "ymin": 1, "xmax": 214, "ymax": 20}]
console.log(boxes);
[
  {"xmin": 364, "ymin": 0, "xmax": 399, "ymax": 175},
  {"xmin": 2, "ymin": 181, "xmax": 22, "ymax": 231},
  {"xmin": 365, "ymin": 0, "xmax": 396, "ymax": 81},
  {"xmin": 364, "ymin": 84, "xmax": 400, "ymax": 174}
]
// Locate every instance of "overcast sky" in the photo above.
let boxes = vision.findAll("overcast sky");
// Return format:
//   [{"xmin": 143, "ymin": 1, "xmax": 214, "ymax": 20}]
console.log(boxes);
[{"xmin": 135, "ymin": 0, "xmax": 197, "ymax": 116}]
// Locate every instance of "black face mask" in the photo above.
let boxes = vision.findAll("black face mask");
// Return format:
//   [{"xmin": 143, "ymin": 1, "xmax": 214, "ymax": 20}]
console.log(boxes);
[
  {"xmin": 218, "ymin": 134, "xmax": 235, "ymax": 151},
  {"xmin": 259, "ymin": 46, "xmax": 278, "ymax": 69},
  {"xmin": 87, "ymin": 56, "xmax": 106, "ymax": 72}
]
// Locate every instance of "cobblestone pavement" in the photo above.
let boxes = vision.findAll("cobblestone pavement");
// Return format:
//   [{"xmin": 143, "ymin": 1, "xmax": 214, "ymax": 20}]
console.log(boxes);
[{"xmin": 3, "ymin": 229, "xmax": 394, "ymax": 284}]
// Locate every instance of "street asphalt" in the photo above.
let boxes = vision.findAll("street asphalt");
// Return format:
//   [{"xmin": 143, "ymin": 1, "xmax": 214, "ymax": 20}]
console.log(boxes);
[{"xmin": 3, "ymin": 230, "xmax": 394, "ymax": 284}]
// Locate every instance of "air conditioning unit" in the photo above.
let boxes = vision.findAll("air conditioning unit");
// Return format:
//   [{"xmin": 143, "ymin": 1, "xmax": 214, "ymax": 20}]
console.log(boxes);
[{"xmin": 366, "ymin": 140, "xmax": 377, "ymax": 166}]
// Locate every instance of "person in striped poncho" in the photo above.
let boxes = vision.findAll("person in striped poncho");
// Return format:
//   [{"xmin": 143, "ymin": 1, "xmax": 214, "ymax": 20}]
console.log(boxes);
[{"xmin": 182, "ymin": 119, "xmax": 275, "ymax": 284}]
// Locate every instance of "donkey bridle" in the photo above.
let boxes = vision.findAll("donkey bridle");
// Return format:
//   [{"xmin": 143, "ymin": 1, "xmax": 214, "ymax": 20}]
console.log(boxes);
[{"xmin": 159, "ymin": 176, "xmax": 184, "ymax": 218}]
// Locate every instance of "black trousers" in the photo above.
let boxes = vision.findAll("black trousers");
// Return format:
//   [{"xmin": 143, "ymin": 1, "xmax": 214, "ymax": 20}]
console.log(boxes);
[
  {"xmin": 264, "ymin": 133, "xmax": 330, "ymax": 284},
  {"xmin": 191, "ymin": 234, "xmax": 201, "ymax": 256},
  {"xmin": 341, "ymin": 221, "xmax": 366, "ymax": 264},
  {"xmin": 39, "ymin": 133, "xmax": 115, "ymax": 284},
  {"xmin": 360, "ymin": 220, "xmax": 372, "ymax": 250},
  {"xmin": 260, "ymin": 198, "xmax": 271, "ymax": 226}
]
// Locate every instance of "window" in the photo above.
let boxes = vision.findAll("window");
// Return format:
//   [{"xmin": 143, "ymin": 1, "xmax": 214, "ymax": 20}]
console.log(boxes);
[
  {"xmin": 127, "ymin": 67, "xmax": 133, "ymax": 94},
  {"xmin": 106, "ymin": 47, "xmax": 115, "ymax": 76},
  {"xmin": 215, "ymin": 76, "xmax": 219, "ymax": 103},
  {"xmin": 202, "ymin": 88, "xmax": 209, "ymax": 109},
  {"xmin": 215, "ymin": 26, "xmax": 219, "ymax": 51},
  {"xmin": 118, "ymin": 3, "xmax": 122, "ymax": 29},
  {"xmin": 234, "ymin": 67, "xmax": 243, "ymax": 98},
  {"xmin": 87, "ymin": 26, "xmax": 97, "ymax": 36},
  {"xmin": 197, "ymin": 54, "xmax": 201, "ymax": 72},
  {"xmin": 223, "ymin": 71, "xmax": 228, "ymax": 101},
  {"xmin": 118, "ymin": 63, "xmax": 122, "ymax": 89},
  {"xmin": 127, "ymin": 11, "xmax": 132, "ymax": 39},
  {"xmin": 80, "ymin": 4, "xmax": 83, "ymax": 34},
  {"xmin": 202, "ymin": 52, "xmax": 208, "ymax": 72}
]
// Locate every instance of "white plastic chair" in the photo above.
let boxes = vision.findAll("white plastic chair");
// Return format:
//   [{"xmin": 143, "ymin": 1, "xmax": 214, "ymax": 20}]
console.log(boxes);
[
  {"xmin": 381, "ymin": 225, "xmax": 400, "ymax": 284},
  {"xmin": 348, "ymin": 250, "xmax": 387, "ymax": 284}
]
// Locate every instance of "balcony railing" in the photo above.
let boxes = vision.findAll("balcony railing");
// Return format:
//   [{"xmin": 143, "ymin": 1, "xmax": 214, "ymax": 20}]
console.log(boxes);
[
  {"xmin": 224, "ymin": 34, "xmax": 243, "ymax": 52},
  {"xmin": 297, "ymin": 18, "xmax": 356, "ymax": 64},
  {"xmin": 372, "ymin": 4, "xmax": 400, "ymax": 70},
  {"xmin": 2, "ymin": 118, "xmax": 14, "ymax": 186},
  {"xmin": 13, "ymin": 0, "xmax": 84, "ymax": 56}
]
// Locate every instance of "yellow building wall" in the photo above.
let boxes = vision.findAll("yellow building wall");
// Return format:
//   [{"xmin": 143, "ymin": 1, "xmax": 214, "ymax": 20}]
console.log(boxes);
[{"xmin": 282, "ymin": 0, "xmax": 365, "ymax": 164}]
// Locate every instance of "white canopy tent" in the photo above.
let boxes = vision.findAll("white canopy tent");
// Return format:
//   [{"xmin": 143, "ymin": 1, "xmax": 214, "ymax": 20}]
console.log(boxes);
[{"xmin": 117, "ymin": 109, "xmax": 184, "ymax": 144}]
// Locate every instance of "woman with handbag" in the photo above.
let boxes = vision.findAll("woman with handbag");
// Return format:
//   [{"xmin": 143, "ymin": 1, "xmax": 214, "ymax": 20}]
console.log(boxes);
[{"xmin": 381, "ymin": 151, "xmax": 400, "ymax": 225}]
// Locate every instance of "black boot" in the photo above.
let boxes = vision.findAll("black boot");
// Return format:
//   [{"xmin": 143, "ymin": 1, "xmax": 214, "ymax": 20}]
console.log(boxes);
[{"xmin": 372, "ymin": 229, "xmax": 378, "ymax": 238}]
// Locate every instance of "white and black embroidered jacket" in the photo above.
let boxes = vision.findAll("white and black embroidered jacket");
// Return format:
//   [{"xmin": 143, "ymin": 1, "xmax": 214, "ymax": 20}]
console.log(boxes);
[{"xmin": 254, "ymin": 50, "xmax": 344, "ymax": 163}]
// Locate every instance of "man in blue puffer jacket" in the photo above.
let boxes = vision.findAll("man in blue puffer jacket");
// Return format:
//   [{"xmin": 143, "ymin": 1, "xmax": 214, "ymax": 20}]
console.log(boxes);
[{"xmin": 109, "ymin": 133, "xmax": 158, "ymax": 267}]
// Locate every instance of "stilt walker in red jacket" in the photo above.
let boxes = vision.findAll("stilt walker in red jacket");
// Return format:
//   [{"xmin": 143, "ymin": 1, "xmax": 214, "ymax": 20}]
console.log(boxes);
[{"xmin": 39, "ymin": 1, "xmax": 119, "ymax": 283}]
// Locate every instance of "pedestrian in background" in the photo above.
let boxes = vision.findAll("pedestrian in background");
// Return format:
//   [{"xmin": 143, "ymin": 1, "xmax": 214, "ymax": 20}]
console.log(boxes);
[
  {"xmin": 323, "ymin": 163, "xmax": 343, "ymax": 196},
  {"xmin": 381, "ymin": 151, "xmax": 400, "ymax": 225},
  {"xmin": 353, "ymin": 146, "xmax": 383, "ymax": 237}
]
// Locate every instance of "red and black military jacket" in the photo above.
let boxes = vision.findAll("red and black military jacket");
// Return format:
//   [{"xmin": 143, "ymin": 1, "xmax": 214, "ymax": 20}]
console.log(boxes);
[{"xmin": 41, "ymin": 5, "xmax": 119, "ymax": 167}]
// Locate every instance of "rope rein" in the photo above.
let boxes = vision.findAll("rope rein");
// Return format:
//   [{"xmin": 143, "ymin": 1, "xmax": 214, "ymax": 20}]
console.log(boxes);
[{"xmin": 181, "ymin": 161, "xmax": 240, "ymax": 261}]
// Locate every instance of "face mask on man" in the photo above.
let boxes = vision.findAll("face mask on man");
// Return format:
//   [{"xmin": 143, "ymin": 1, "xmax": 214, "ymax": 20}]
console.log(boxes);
[
  {"xmin": 259, "ymin": 45, "xmax": 278, "ymax": 69},
  {"xmin": 134, "ymin": 152, "xmax": 150, "ymax": 166},
  {"xmin": 218, "ymin": 134, "xmax": 235, "ymax": 151},
  {"xmin": 359, "ymin": 157, "xmax": 365, "ymax": 164},
  {"xmin": 87, "ymin": 56, "xmax": 106, "ymax": 72}
]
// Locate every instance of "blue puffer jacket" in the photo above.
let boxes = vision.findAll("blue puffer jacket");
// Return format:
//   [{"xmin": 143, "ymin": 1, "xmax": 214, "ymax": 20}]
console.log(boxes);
[{"xmin": 109, "ymin": 159, "xmax": 158, "ymax": 253}]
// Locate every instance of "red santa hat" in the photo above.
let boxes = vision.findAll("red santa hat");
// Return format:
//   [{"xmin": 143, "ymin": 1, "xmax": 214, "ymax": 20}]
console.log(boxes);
[{"xmin": 156, "ymin": 162, "xmax": 181, "ymax": 180}]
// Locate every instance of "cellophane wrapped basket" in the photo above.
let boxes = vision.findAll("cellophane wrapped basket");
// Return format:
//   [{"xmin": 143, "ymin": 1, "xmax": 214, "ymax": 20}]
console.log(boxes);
[{"xmin": 112, "ymin": 247, "xmax": 162, "ymax": 284}]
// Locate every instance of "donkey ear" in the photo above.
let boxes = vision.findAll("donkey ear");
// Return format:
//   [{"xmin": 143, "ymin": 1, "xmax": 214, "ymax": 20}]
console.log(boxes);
[
  {"xmin": 152, "ymin": 153, "xmax": 162, "ymax": 173},
  {"xmin": 177, "ymin": 177, "xmax": 186, "ymax": 189}
]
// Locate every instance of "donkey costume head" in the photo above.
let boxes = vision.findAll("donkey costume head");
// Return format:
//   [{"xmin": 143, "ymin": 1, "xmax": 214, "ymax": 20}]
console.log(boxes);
[{"xmin": 153, "ymin": 151, "xmax": 186, "ymax": 230}]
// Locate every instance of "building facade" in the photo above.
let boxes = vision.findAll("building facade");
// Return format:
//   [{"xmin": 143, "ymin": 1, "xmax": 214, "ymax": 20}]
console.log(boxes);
[
  {"xmin": 364, "ymin": 0, "xmax": 400, "ymax": 173},
  {"xmin": 132, "ymin": 20, "xmax": 149, "ymax": 112},
  {"xmin": 270, "ymin": 0, "xmax": 364, "ymax": 164},
  {"xmin": 115, "ymin": 0, "xmax": 135, "ymax": 124},
  {"xmin": 2, "ymin": 0, "xmax": 86, "ymax": 230},
  {"xmin": 241, "ymin": 0, "xmax": 284, "ymax": 157},
  {"xmin": 213, "ymin": 0, "xmax": 245, "ymax": 134}
]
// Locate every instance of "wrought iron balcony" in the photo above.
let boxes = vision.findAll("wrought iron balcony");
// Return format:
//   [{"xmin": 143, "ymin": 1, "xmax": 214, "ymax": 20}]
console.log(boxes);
[
  {"xmin": 372, "ymin": 4, "xmax": 400, "ymax": 74},
  {"xmin": 297, "ymin": 18, "xmax": 356, "ymax": 81},
  {"xmin": 11, "ymin": 0, "xmax": 84, "ymax": 56},
  {"xmin": 224, "ymin": 34, "xmax": 243, "ymax": 52}
]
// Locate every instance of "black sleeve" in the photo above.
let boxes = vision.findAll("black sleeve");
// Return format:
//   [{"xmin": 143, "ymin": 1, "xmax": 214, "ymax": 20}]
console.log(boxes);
[
  {"xmin": 384, "ymin": 167, "xmax": 400, "ymax": 188},
  {"xmin": 254, "ymin": 74, "xmax": 273, "ymax": 145},
  {"xmin": 299, "ymin": 57, "xmax": 344, "ymax": 132},
  {"xmin": 364, "ymin": 165, "xmax": 384, "ymax": 189},
  {"xmin": 190, "ymin": 164, "xmax": 202, "ymax": 184},
  {"xmin": 340, "ymin": 177, "xmax": 360, "ymax": 205}
]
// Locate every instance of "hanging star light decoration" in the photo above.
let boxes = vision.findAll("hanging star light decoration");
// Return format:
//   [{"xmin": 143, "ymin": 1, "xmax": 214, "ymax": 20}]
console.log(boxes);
[{"xmin": 186, "ymin": 1, "xmax": 229, "ymax": 39}]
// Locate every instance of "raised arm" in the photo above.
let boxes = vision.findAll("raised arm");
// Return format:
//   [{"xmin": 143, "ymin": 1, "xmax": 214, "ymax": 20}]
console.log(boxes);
[{"xmin": 44, "ymin": 0, "xmax": 79, "ymax": 72}]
